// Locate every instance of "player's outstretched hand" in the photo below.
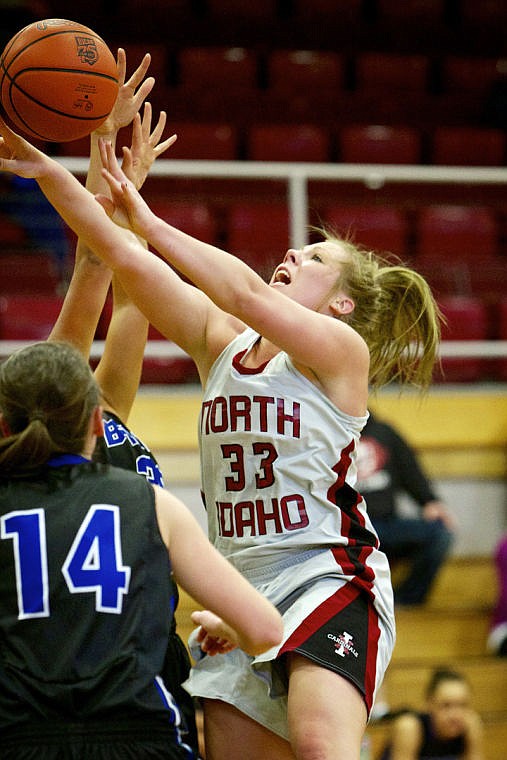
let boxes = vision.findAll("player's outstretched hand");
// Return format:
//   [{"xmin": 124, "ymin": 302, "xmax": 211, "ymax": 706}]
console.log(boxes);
[
  {"xmin": 95, "ymin": 139, "xmax": 154, "ymax": 232},
  {"xmin": 96, "ymin": 138, "xmax": 154, "ymax": 234},
  {"xmin": 95, "ymin": 48, "xmax": 155, "ymax": 137},
  {"xmin": 0, "ymin": 117, "xmax": 50, "ymax": 179},
  {"xmin": 121, "ymin": 103, "xmax": 177, "ymax": 190}
]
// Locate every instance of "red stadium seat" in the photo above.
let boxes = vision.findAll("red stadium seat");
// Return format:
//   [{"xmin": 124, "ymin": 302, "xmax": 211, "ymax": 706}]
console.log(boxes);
[
  {"xmin": 263, "ymin": 49, "xmax": 346, "ymax": 121},
  {"xmin": 95, "ymin": 302, "xmax": 198, "ymax": 384},
  {"xmin": 291, "ymin": 0, "xmax": 362, "ymax": 24},
  {"xmin": 321, "ymin": 205, "xmax": 409, "ymax": 258},
  {"xmin": 174, "ymin": 47, "xmax": 260, "ymax": 122},
  {"xmin": 430, "ymin": 126, "xmax": 507, "ymax": 166},
  {"xmin": 177, "ymin": 46, "xmax": 259, "ymax": 91},
  {"xmin": 339, "ymin": 124, "xmax": 422, "ymax": 164},
  {"xmin": 441, "ymin": 56, "xmax": 504, "ymax": 95},
  {"xmin": 57, "ymin": 125, "xmax": 146, "ymax": 158},
  {"xmin": 141, "ymin": 355, "xmax": 199, "ymax": 384},
  {"xmin": 414, "ymin": 254, "xmax": 507, "ymax": 303},
  {"xmin": 435, "ymin": 295, "xmax": 490, "ymax": 382},
  {"xmin": 120, "ymin": 42, "xmax": 169, "ymax": 84},
  {"xmin": 114, "ymin": 0, "xmax": 194, "ymax": 39},
  {"xmin": 206, "ymin": 0, "xmax": 279, "ymax": 18},
  {"xmin": 226, "ymin": 202, "xmax": 289, "ymax": 278},
  {"xmin": 460, "ymin": 0, "xmax": 507, "ymax": 27},
  {"xmin": 167, "ymin": 122, "xmax": 239, "ymax": 160},
  {"xmin": 246, "ymin": 123, "xmax": 331, "ymax": 162},
  {"xmin": 0, "ymin": 251, "xmax": 62, "ymax": 294},
  {"xmin": 497, "ymin": 297, "xmax": 507, "ymax": 381},
  {"xmin": 56, "ymin": 135, "xmax": 91, "ymax": 157},
  {"xmin": 148, "ymin": 201, "xmax": 219, "ymax": 245},
  {"xmin": 142, "ymin": 325, "xmax": 199, "ymax": 384},
  {"xmin": 415, "ymin": 205, "xmax": 499, "ymax": 260},
  {"xmin": 0, "ymin": 294, "xmax": 64, "ymax": 340},
  {"xmin": 354, "ymin": 52, "xmax": 430, "ymax": 92},
  {"xmin": 267, "ymin": 49, "xmax": 345, "ymax": 95},
  {"xmin": 375, "ymin": 0, "xmax": 445, "ymax": 24},
  {"xmin": 0, "ymin": 211, "xmax": 29, "ymax": 244}
]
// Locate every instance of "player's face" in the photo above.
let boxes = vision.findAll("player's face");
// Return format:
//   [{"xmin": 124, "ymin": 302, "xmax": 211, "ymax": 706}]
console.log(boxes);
[
  {"xmin": 270, "ymin": 241, "xmax": 347, "ymax": 312},
  {"xmin": 429, "ymin": 681, "xmax": 472, "ymax": 739}
]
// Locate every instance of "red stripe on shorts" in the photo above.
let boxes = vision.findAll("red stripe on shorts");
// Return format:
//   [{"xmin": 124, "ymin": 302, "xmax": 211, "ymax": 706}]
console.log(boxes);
[{"xmin": 279, "ymin": 582, "xmax": 360, "ymax": 654}]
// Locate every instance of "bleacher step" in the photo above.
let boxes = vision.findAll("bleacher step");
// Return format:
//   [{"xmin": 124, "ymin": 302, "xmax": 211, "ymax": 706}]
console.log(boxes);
[
  {"xmin": 393, "ymin": 607, "xmax": 490, "ymax": 661},
  {"xmin": 384, "ymin": 658, "xmax": 507, "ymax": 715},
  {"xmin": 425, "ymin": 555, "xmax": 496, "ymax": 610}
]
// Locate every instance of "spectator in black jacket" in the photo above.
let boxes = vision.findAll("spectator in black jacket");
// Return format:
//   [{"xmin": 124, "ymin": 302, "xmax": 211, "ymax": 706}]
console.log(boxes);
[{"xmin": 356, "ymin": 413, "xmax": 456, "ymax": 606}]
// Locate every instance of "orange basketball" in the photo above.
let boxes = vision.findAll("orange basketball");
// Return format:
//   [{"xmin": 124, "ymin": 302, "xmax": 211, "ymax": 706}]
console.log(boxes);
[{"xmin": 0, "ymin": 18, "xmax": 118, "ymax": 142}]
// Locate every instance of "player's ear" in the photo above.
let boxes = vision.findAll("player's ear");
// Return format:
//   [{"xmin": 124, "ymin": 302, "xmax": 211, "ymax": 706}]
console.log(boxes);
[
  {"xmin": 92, "ymin": 405, "xmax": 104, "ymax": 438},
  {"xmin": 330, "ymin": 294, "xmax": 355, "ymax": 318}
]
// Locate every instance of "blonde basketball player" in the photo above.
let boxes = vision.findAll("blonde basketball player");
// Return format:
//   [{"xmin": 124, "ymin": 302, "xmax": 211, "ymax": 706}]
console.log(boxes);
[{"xmin": 0, "ymin": 118, "xmax": 442, "ymax": 760}]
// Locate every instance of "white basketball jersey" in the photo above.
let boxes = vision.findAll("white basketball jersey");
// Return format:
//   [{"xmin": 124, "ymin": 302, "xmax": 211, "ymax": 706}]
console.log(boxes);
[
  {"xmin": 190, "ymin": 329, "xmax": 396, "ymax": 727},
  {"xmin": 199, "ymin": 328, "xmax": 383, "ymax": 580}
]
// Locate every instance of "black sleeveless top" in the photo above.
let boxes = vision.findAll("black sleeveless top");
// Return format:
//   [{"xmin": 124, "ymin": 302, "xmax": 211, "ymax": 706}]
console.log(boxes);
[
  {"xmin": 96, "ymin": 412, "xmax": 198, "ymax": 755},
  {"xmin": 0, "ymin": 460, "xmax": 177, "ymax": 728},
  {"xmin": 97, "ymin": 410, "xmax": 165, "ymax": 486},
  {"xmin": 380, "ymin": 711, "xmax": 466, "ymax": 759}
]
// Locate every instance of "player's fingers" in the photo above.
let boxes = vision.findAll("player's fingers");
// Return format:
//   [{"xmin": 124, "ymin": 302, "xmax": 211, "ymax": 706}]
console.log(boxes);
[
  {"xmin": 115, "ymin": 48, "xmax": 127, "ymax": 87},
  {"xmin": 140, "ymin": 102, "xmax": 153, "ymax": 139},
  {"xmin": 150, "ymin": 110, "xmax": 167, "ymax": 144},
  {"xmin": 132, "ymin": 79, "xmax": 155, "ymax": 117},
  {"xmin": 126, "ymin": 52, "xmax": 151, "ymax": 90},
  {"xmin": 154, "ymin": 133, "xmax": 177, "ymax": 158}
]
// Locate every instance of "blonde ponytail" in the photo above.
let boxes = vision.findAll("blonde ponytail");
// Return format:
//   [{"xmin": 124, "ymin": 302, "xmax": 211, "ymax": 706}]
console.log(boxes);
[
  {"xmin": 323, "ymin": 231, "xmax": 443, "ymax": 390},
  {"xmin": 367, "ymin": 265, "xmax": 442, "ymax": 389}
]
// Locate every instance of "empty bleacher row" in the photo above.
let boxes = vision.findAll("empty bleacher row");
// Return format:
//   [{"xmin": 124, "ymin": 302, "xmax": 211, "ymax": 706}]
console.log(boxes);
[
  {"xmin": 2, "ymin": 196, "xmax": 507, "ymax": 384},
  {"xmin": 3, "ymin": 291, "xmax": 505, "ymax": 383},
  {"xmin": 26, "ymin": 0, "xmax": 507, "ymax": 58},
  {"xmin": 1, "ymin": 1, "xmax": 506, "ymax": 386},
  {"xmin": 56, "ymin": 120, "xmax": 507, "ymax": 166},
  {"xmin": 41, "ymin": 44, "xmax": 507, "ymax": 157},
  {"xmin": 2, "ymin": 199, "xmax": 507, "ymax": 284}
]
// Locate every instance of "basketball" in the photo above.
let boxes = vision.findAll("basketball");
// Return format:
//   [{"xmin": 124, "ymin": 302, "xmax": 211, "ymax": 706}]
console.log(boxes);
[{"xmin": 0, "ymin": 18, "xmax": 118, "ymax": 142}]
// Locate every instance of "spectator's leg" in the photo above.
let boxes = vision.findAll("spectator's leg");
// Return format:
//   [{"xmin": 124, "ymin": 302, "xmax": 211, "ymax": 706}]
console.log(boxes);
[{"xmin": 374, "ymin": 517, "xmax": 453, "ymax": 606}]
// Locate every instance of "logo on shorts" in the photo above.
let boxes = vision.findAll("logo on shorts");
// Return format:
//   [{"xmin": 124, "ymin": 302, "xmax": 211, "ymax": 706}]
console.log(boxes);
[
  {"xmin": 75, "ymin": 36, "xmax": 99, "ymax": 65},
  {"xmin": 328, "ymin": 630, "xmax": 359, "ymax": 658}
]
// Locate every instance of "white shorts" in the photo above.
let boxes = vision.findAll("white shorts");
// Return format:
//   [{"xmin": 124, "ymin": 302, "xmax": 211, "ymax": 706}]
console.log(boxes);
[{"xmin": 184, "ymin": 549, "xmax": 395, "ymax": 740}]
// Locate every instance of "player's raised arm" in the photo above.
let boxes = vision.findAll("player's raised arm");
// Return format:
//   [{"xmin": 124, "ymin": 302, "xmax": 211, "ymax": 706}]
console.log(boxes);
[
  {"xmin": 48, "ymin": 48, "xmax": 156, "ymax": 360},
  {"xmin": 0, "ymin": 117, "xmax": 227, "ymax": 380}
]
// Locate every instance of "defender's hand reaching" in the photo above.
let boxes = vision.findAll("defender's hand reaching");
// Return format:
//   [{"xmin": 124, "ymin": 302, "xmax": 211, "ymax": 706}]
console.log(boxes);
[{"xmin": 0, "ymin": 117, "xmax": 51, "ymax": 179}]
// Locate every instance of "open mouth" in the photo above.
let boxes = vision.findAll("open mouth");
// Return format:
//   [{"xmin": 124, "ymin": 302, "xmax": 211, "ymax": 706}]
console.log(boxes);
[{"xmin": 273, "ymin": 267, "xmax": 291, "ymax": 285}]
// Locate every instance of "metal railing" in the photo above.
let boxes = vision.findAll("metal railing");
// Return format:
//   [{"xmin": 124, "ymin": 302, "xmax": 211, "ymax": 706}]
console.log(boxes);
[{"xmin": 2, "ymin": 158, "xmax": 505, "ymax": 363}]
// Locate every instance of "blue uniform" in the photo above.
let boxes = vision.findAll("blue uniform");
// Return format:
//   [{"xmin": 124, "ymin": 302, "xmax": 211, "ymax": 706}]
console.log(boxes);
[
  {"xmin": 96, "ymin": 410, "xmax": 198, "ymax": 756},
  {"xmin": 0, "ymin": 458, "xmax": 194, "ymax": 759}
]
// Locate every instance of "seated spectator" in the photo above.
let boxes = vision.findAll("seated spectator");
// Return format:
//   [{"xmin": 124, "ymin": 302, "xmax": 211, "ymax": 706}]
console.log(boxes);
[
  {"xmin": 487, "ymin": 532, "xmax": 507, "ymax": 656},
  {"xmin": 356, "ymin": 413, "xmax": 455, "ymax": 606},
  {"xmin": 377, "ymin": 667, "xmax": 484, "ymax": 760}
]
